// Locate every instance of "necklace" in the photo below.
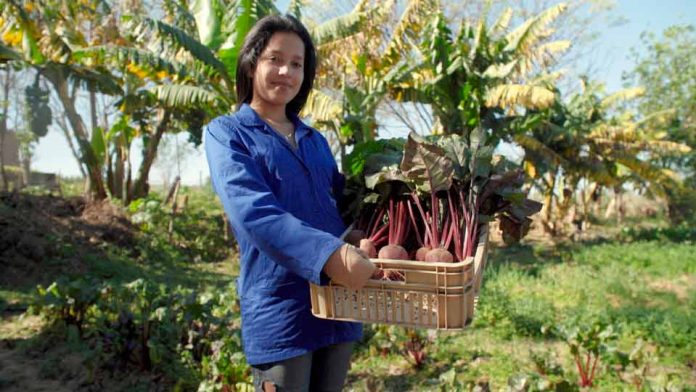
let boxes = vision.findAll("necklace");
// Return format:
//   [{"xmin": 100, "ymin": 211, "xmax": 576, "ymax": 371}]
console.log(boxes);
[{"xmin": 262, "ymin": 116, "xmax": 295, "ymax": 143}]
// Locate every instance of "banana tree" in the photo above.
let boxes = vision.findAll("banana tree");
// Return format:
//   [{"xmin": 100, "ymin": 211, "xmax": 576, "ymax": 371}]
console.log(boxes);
[
  {"xmin": 1, "ymin": 0, "xmax": 127, "ymax": 200},
  {"xmin": 303, "ymin": 0, "xmax": 438, "ymax": 162},
  {"xmin": 390, "ymin": 3, "xmax": 569, "ymax": 145},
  {"xmin": 515, "ymin": 79, "xmax": 691, "ymax": 234}
]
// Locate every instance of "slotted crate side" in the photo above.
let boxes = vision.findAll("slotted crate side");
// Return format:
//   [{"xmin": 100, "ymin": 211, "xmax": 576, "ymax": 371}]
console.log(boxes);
[
  {"xmin": 309, "ymin": 225, "xmax": 489, "ymax": 330},
  {"xmin": 310, "ymin": 283, "xmax": 476, "ymax": 329}
]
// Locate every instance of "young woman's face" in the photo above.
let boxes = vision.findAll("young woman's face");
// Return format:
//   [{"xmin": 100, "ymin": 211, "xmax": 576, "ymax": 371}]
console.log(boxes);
[{"xmin": 251, "ymin": 32, "xmax": 305, "ymax": 111}]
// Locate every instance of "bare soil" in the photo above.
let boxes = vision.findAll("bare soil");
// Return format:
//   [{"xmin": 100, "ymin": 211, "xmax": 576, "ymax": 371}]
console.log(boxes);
[
  {"xmin": 0, "ymin": 192, "xmax": 149, "ymax": 391},
  {"xmin": 0, "ymin": 192, "xmax": 136, "ymax": 292}
]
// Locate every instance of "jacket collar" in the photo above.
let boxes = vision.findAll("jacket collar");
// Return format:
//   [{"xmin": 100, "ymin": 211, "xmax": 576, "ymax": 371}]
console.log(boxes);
[{"xmin": 237, "ymin": 103, "xmax": 313, "ymax": 139}]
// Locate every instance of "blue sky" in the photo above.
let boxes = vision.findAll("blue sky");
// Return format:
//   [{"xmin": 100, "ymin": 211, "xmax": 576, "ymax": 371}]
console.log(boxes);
[
  {"xmin": 31, "ymin": 0, "xmax": 696, "ymax": 184},
  {"xmin": 583, "ymin": 0, "xmax": 695, "ymax": 92}
]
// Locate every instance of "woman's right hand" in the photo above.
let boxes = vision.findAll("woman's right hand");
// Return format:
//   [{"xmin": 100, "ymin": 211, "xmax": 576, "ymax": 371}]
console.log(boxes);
[{"xmin": 323, "ymin": 244, "xmax": 376, "ymax": 289}]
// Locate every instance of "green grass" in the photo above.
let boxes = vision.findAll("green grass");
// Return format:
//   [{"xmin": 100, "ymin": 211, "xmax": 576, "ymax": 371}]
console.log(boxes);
[
  {"xmin": 3, "ymin": 188, "xmax": 694, "ymax": 390},
  {"xmin": 348, "ymin": 239, "xmax": 696, "ymax": 390}
]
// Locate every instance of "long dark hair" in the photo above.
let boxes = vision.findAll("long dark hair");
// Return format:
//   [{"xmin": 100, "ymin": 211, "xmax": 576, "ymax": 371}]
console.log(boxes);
[{"xmin": 235, "ymin": 14, "xmax": 316, "ymax": 117}]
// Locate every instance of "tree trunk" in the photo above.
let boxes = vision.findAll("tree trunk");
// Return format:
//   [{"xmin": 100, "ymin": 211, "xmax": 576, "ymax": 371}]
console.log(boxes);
[
  {"xmin": 21, "ymin": 155, "xmax": 31, "ymax": 187},
  {"xmin": 541, "ymin": 172, "xmax": 557, "ymax": 235},
  {"xmin": 45, "ymin": 67, "xmax": 107, "ymax": 200},
  {"xmin": 129, "ymin": 108, "xmax": 171, "ymax": 202},
  {"xmin": 615, "ymin": 186, "xmax": 624, "ymax": 224},
  {"xmin": 0, "ymin": 67, "xmax": 10, "ymax": 191},
  {"xmin": 89, "ymin": 89, "xmax": 98, "ymax": 133},
  {"xmin": 113, "ymin": 146, "xmax": 124, "ymax": 200}
]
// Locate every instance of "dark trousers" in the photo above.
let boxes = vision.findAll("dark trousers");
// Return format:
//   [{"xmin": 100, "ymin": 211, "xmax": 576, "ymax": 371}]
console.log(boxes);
[{"xmin": 251, "ymin": 341, "xmax": 354, "ymax": 392}]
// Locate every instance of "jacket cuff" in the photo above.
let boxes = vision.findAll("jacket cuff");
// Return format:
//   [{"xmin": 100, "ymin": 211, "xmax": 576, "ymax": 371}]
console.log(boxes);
[{"xmin": 310, "ymin": 237, "xmax": 344, "ymax": 285}]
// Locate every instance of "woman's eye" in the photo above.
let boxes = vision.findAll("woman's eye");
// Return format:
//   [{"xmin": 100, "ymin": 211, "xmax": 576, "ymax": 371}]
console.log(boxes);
[{"xmin": 292, "ymin": 62, "xmax": 303, "ymax": 69}]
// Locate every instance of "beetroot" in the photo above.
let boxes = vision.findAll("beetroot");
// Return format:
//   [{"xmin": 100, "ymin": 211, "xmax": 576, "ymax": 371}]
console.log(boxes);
[
  {"xmin": 354, "ymin": 205, "xmax": 388, "ymax": 257},
  {"xmin": 375, "ymin": 198, "xmax": 411, "ymax": 259},
  {"xmin": 378, "ymin": 244, "xmax": 409, "ymax": 260},
  {"xmin": 425, "ymin": 247, "xmax": 454, "ymax": 263},
  {"xmin": 359, "ymin": 238, "xmax": 378, "ymax": 258},
  {"xmin": 415, "ymin": 246, "xmax": 431, "ymax": 261}
]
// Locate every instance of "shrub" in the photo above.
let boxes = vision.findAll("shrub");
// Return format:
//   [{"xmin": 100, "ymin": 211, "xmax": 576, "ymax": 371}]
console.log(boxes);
[
  {"xmin": 128, "ymin": 196, "xmax": 232, "ymax": 263},
  {"xmin": 31, "ymin": 277, "xmax": 251, "ymax": 389},
  {"xmin": 620, "ymin": 224, "xmax": 696, "ymax": 243}
]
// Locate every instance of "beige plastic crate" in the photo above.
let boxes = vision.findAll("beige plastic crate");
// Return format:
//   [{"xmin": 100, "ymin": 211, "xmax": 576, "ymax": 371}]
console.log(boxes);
[{"xmin": 310, "ymin": 225, "xmax": 489, "ymax": 330}]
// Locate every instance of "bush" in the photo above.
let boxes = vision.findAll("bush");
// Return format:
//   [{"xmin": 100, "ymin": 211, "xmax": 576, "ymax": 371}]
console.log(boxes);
[
  {"xmin": 128, "ymin": 195, "xmax": 233, "ymax": 263},
  {"xmin": 31, "ymin": 277, "xmax": 251, "ymax": 390},
  {"xmin": 665, "ymin": 184, "xmax": 696, "ymax": 225},
  {"xmin": 620, "ymin": 223, "xmax": 696, "ymax": 243}
]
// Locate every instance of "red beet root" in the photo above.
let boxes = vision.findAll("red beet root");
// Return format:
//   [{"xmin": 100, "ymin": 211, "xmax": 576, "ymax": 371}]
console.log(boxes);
[
  {"xmin": 425, "ymin": 247, "xmax": 454, "ymax": 263},
  {"xmin": 378, "ymin": 244, "xmax": 409, "ymax": 260}
]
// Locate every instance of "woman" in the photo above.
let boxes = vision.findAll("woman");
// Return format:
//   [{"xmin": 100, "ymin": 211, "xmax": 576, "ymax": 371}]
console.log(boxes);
[{"xmin": 204, "ymin": 14, "xmax": 376, "ymax": 392}]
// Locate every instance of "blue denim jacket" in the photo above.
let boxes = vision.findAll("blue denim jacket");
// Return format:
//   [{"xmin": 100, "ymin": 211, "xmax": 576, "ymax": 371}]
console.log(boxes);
[{"xmin": 204, "ymin": 104, "xmax": 362, "ymax": 365}]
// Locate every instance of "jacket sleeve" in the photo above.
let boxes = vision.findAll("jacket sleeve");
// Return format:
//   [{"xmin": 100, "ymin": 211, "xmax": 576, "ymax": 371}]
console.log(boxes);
[{"xmin": 204, "ymin": 118, "xmax": 344, "ymax": 285}]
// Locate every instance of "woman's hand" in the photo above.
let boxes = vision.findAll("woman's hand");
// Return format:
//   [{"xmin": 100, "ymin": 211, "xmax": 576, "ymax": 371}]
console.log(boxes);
[{"xmin": 323, "ymin": 244, "xmax": 376, "ymax": 289}]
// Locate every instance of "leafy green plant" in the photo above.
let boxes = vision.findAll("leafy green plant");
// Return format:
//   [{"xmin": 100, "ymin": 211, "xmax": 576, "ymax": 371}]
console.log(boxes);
[
  {"xmin": 507, "ymin": 372, "xmax": 577, "ymax": 392},
  {"xmin": 608, "ymin": 338, "xmax": 685, "ymax": 392},
  {"xmin": 30, "ymin": 277, "xmax": 103, "ymax": 337},
  {"xmin": 503, "ymin": 350, "xmax": 579, "ymax": 392},
  {"xmin": 402, "ymin": 328, "xmax": 429, "ymax": 369},
  {"xmin": 347, "ymin": 130, "xmax": 542, "ymax": 265},
  {"xmin": 557, "ymin": 321, "xmax": 617, "ymax": 388},
  {"xmin": 198, "ymin": 334, "xmax": 252, "ymax": 392},
  {"xmin": 30, "ymin": 275, "xmax": 249, "ymax": 389},
  {"xmin": 620, "ymin": 223, "xmax": 696, "ymax": 243},
  {"xmin": 358, "ymin": 324, "xmax": 401, "ymax": 357},
  {"xmin": 128, "ymin": 195, "xmax": 231, "ymax": 263}
]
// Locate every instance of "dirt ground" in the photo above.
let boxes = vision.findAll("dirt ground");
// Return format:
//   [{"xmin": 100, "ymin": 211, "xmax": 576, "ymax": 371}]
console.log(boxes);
[
  {"xmin": 0, "ymin": 192, "xmax": 143, "ymax": 391},
  {"xmin": 0, "ymin": 192, "xmax": 136, "ymax": 291}
]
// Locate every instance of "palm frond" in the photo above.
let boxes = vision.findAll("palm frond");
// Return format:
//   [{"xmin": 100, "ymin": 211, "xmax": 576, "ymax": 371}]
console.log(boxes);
[
  {"xmin": 510, "ymin": 39, "xmax": 569, "ymax": 79},
  {"xmin": 482, "ymin": 59, "xmax": 518, "ymax": 79},
  {"xmin": 131, "ymin": 18, "xmax": 231, "ymax": 83},
  {"xmin": 311, "ymin": 10, "xmax": 365, "ymax": 47},
  {"xmin": 531, "ymin": 39, "xmax": 571, "ymax": 66},
  {"xmin": 287, "ymin": 0, "xmax": 304, "ymax": 18},
  {"xmin": 514, "ymin": 133, "xmax": 568, "ymax": 167},
  {"xmin": 592, "ymin": 136, "xmax": 691, "ymax": 156},
  {"xmin": 5, "ymin": 4, "xmax": 46, "ymax": 64},
  {"xmin": 74, "ymin": 45, "xmax": 191, "ymax": 81},
  {"xmin": 0, "ymin": 43, "xmax": 22, "ymax": 61},
  {"xmin": 389, "ymin": 85, "xmax": 429, "ymax": 104},
  {"xmin": 642, "ymin": 140, "xmax": 692, "ymax": 155},
  {"xmin": 530, "ymin": 70, "xmax": 566, "ymax": 85},
  {"xmin": 189, "ymin": 0, "xmax": 223, "ymax": 49},
  {"xmin": 485, "ymin": 84, "xmax": 555, "ymax": 110},
  {"xmin": 217, "ymin": 0, "xmax": 278, "ymax": 80},
  {"xmin": 491, "ymin": 7, "xmax": 513, "ymax": 35},
  {"xmin": 152, "ymin": 84, "xmax": 221, "ymax": 107},
  {"xmin": 382, "ymin": 0, "xmax": 438, "ymax": 67},
  {"xmin": 613, "ymin": 153, "xmax": 679, "ymax": 186},
  {"xmin": 302, "ymin": 89, "xmax": 342, "ymax": 124},
  {"xmin": 505, "ymin": 3, "xmax": 566, "ymax": 55},
  {"xmin": 352, "ymin": 0, "xmax": 372, "ymax": 13},
  {"xmin": 635, "ymin": 108, "xmax": 677, "ymax": 128},
  {"xmin": 600, "ymin": 87, "xmax": 645, "ymax": 109},
  {"xmin": 49, "ymin": 63, "xmax": 123, "ymax": 95}
]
